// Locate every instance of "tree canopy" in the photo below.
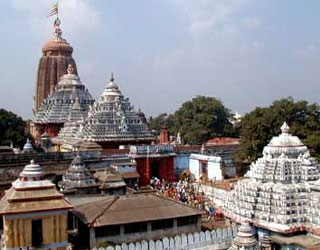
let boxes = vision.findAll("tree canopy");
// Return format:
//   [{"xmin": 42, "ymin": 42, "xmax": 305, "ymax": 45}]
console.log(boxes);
[
  {"xmin": 148, "ymin": 113, "xmax": 174, "ymax": 133},
  {"xmin": 0, "ymin": 109, "xmax": 27, "ymax": 148},
  {"xmin": 148, "ymin": 96, "xmax": 234, "ymax": 144},
  {"xmin": 236, "ymin": 97, "xmax": 320, "ymax": 161}
]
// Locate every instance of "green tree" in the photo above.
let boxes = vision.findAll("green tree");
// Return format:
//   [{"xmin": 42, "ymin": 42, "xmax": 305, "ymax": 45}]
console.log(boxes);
[
  {"xmin": 0, "ymin": 109, "xmax": 27, "ymax": 148},
  {"xmin": 148, "ymin": 113, "xmax": 174, "ymax": 134},
  {"xmin": 236, "ymin": 97, "xmax": 320, "ymax": 162},
  {"xmin": 171, "ymin": 96, "xmax": 233, "ymax": 144}
]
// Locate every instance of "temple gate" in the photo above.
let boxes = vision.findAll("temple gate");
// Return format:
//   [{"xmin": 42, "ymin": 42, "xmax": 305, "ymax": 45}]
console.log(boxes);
[{"xmin": 129, "ymin": 145, "xmax": 176, "ymax": 186}]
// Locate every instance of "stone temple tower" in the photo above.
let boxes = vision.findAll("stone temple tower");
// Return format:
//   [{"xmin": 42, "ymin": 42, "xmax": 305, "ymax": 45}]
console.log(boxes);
[{"xmin": 34, "ymin": 17, "xmax": 78, "ymax": 113}]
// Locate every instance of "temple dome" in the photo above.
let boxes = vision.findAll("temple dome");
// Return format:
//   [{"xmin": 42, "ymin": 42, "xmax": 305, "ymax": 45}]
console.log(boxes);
[
  {"xmin": 34, "ymin": 64, "xmax": 94, "ymax": 125},
  {"xmin": 101, "ymin": 74, "xmax": 122, "ymax": 98},
  {"xmin": 12, "ymin": 160, "xmax": 54, "ymax": 189},
  {"xmin": 42, "ymin": 38, "xmax": 73, "ymax": 53},
  {"xmin": 55, "ymin": 64, "xmax": 84, "ymax": 89},
  {"xmin": 42, "ymin": 18, "xmax": 73, "ymax": 53},
  {"xmin": 245, "ymin": 123, "xmax": 319, "ymax": 183},
  {"xmin": 22, "ymin": 138, "xmax": 35, "ymax": 153},
  {"xmin": 19, "ymin": 160, "xmax": 44, "ymax": 179},
  {"xmin": 263, "ymin": 122, "xmax": 308, "ymax": 158},
  {"xmin": 57, "ymin": 66, "xmax": 83, "ymax": 87}
]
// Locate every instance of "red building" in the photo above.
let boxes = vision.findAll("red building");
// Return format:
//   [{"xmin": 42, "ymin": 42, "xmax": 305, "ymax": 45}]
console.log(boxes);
[
  {"xmin": 129, "ymin": 145, "xmax": 176, "ymax": 186},
  {"xmin": 159, "ymin": 126, "xmax": 169, "ymax": 144}
]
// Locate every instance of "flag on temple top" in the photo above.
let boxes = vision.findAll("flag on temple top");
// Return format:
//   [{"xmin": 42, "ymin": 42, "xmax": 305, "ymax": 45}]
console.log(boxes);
[{"xmin": 47, "ymin": 2, "xmax": 58, "ymax": 17}]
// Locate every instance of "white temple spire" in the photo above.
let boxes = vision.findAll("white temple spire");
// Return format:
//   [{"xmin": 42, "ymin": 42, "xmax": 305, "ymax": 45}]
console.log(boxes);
[{"xmin": 280, "ymin": 122, "xmax": 290, "ymax": 135}]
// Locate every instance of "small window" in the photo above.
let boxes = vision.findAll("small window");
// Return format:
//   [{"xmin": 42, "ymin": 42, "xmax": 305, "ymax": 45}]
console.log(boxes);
[
  {"xmin": 177, "ymin": 216, "xmax": 197, "ymax": 227},
  {"xmin": 95, "ymin": 225, "xmax": 120, "ymax": 237},
  {"xmin": 124, "ymin": 222, "xmax": 147, "ymax": 234},
  {"xmin": 151, "ymin": 219, "xmax": 173, "ymax": 230}
]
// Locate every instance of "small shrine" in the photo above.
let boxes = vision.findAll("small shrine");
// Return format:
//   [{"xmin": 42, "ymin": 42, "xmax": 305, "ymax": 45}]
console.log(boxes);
[
  {"xmin": 228, "ymin": 223, "xmax": 258, "ymax": 250},
  {"xmin": 0, "ymin": 160, "xmax": 72, "ymax": 249},
  {"xmin": 22, "ymin": 138, "xmax": 36, "ymax": 154},
  {"xmin": 58, "ymin": 155, "xmax": 99, "ymax": 195}
]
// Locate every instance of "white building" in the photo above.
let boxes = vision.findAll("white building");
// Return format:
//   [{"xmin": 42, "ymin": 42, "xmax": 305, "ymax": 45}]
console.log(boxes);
[
  {"xmin": 216, "ymin": 122, "xmax": 320, "ymax": 238},
  {"xmin": 189, "ymin": 154, "xmax": 223, "ymax": 181}
]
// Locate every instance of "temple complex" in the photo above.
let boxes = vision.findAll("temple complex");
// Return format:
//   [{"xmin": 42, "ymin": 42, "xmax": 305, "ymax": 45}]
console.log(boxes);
[
  {"xmin": 215, "ymin": 122, "xmax": 320, "ymax": 241},
  {"xmin": 34, "ymin": 18, "xmax": 78, "ymax": 113},
  {"xmin": 77, "ymin": 74, "xmax": 154, "ymax": 148},
  {"xmin": 33, "ymin": 64, "xmax": 94, "ymax": 141},
  {"xmin": 0, "ymin": 160, "xmax": 72, "ymax": 249}
]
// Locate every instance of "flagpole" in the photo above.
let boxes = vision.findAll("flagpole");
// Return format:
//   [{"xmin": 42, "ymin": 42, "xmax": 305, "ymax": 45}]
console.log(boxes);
[{"xmin": 56, "ymin": 1, "xmax": 59, "ymax": 20}]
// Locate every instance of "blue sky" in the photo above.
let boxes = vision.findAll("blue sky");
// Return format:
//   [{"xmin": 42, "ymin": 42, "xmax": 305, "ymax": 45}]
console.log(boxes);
[{"xmin": 1, "ymin": 0, "xmax": 320, "ymax": 119}]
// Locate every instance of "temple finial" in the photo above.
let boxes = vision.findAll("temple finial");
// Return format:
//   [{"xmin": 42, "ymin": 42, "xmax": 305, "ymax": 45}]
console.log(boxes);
[
  {"xmin": 110, "ymin": 72, "xmax": 114, "ymax": 82},
  {"xmin": 53, "ymin": 17, "xmax": 63, "ymax": 41},
  {"xmin": 67, "ymin": 64, "xmax": 74, "ymax": 74},
  {"xmin": 281, "ymin": 122, "xmax": 289, "ymax": 135}
]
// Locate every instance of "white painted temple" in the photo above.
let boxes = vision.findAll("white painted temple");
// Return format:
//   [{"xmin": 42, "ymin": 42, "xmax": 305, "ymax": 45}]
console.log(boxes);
[{"xmin": 219, "ymin": 122, "xmax": 320, "ymax": 236}]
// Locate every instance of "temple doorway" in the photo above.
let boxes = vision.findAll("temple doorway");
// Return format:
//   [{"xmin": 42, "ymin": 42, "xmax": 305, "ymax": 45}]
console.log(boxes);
[
  {"xmin": 200, "ymin": 161, "xmax": 208, "ymax": 181},
  {"xmin": 151, "ymin": 160, "xmax": 160, "ymax": 179},
  {"xmin": 32, "ymin": 219, "xmax": 43, "ymax": 246}
]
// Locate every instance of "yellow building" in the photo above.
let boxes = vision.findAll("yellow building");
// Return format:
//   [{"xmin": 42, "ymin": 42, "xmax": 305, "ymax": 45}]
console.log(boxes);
[{"xmin": 0, "ymin": 160, "xmax": 72, "ymax": 249}]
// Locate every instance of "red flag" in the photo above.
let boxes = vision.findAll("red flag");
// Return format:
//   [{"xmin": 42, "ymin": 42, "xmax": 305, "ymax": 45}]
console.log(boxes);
[{"xmin": 47, "ymin": 2, "xmax": 58, "ymax": 17}]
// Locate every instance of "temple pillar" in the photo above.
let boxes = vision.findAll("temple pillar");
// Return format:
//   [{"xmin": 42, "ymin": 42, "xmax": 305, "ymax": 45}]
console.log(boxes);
[
  {"xmin": 158, "ymin": 158, "xmax": 165, "ymax": 180},
  {"xmin": 136, "ymin": 158, "xmax": 151, "ymax": 186},
  {"xmin": 89, "ymin": 227, "xmax": 96, "ymax": 249},
  {"xmin": 147, "ymin": 222, "xmax": 152, "ymax": 239},
  {"xmin": 146, "ymin": 157, "xmax": 151, "ymax": 185},
  {"xmin": 166, "ymin": 156, "xmax": 176, "ymax": 182}
]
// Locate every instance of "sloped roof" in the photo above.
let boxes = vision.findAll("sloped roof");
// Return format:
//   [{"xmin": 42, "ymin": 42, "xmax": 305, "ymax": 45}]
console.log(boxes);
[
  {"xmin": 77, "ymin": 76, "xmax": 154, "ymax": 142},
  {"xmin": 0, "ymin": 160, "xmax": 72, "ymax": 215},
  {"xmin": 0, "ymin": 182, "xmax": 72, "ymax": 215},
  {"xmin": 73, "ymin": 193, "xmax": 204, "ymax": 227},
  {"xmin": 34, "ymin": 68, "xmax": 94, "ymax": 125}
]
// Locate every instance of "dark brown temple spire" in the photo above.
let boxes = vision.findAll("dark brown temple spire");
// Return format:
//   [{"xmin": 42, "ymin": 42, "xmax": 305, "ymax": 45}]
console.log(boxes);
[{"xmin": 33, "ymin": 17, "xmax": 78, "ymax": 114}]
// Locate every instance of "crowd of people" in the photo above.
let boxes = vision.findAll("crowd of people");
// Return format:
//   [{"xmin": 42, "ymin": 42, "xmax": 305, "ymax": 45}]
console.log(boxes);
[{"xmin": 150, "ymin": 177, "xmax": 215, "ymax": 219}]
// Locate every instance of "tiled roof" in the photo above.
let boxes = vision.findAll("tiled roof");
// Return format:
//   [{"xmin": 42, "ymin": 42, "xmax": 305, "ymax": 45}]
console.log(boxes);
[
  {"xmin": 73, "ymin": 193, "xmax": 204, "ymax": 227},
  {"xmin": 0, "ymin": 160, "xmax": 72, "ymax": 215}
]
